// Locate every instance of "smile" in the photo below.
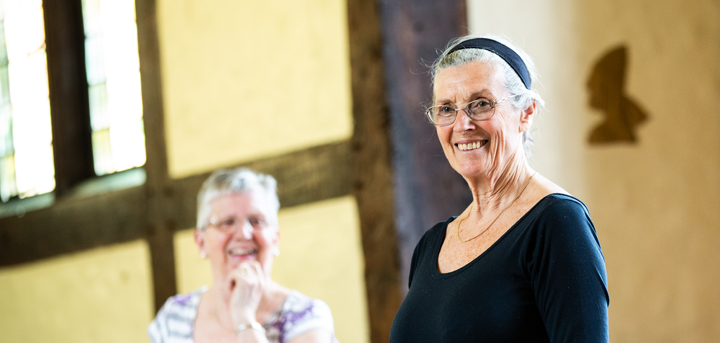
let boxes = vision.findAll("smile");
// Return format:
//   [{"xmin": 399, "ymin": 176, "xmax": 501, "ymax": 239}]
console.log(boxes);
[{"xmin": 456, "ymin": 140, "xmax": 488, "ymax": 151}]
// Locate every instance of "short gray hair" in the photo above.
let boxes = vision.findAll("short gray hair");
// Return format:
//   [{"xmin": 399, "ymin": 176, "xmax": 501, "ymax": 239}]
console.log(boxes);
[
  {"xmin": 196, "ymin": 168, "xmax": 280, "ymax": 229},
  {"xmin": 431, "ymin": 34, "xmax": 546, "ymax": 158}
]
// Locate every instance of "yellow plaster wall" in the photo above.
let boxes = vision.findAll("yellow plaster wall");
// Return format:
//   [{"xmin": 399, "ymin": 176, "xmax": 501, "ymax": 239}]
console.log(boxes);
[
  {"xmin": 468, "ymin": 0, "xmax": 720, "ymax": 341},
  {"xmin": 0, "ymin": 240, "xmax": 154, "ymax": 343},
  {"xmin": 175, "ymin": 196, "xmax": 369, "ymax": 343},
  {"xmin": 157, "ymin": 0, "xmax": 353, "ymax": 178}
]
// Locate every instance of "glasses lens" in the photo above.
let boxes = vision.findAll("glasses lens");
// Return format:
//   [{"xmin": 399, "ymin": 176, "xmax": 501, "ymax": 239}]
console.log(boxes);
[
  {"xmin": 215, "ymin": 217, "xmax": 236, "ymax": 232},
  {"xmin": 429, "ymin": 106, "xmax": 456, "ymax": 126},
  {"xmin": 467, "ymin": 99, "xmax": 495, "ymax": 120}
]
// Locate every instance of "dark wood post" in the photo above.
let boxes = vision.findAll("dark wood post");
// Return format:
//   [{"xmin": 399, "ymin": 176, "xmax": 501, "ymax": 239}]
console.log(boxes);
[
  {"xmin": 135, "ymin": 0, "xmax": 177, "ymax": 312},
  {"xmin": 346, "ymin": 0, "xmax": 403, "ymax": 341},
  {"xmin": 43, "ymin": 0, "xmax": 95, "ymax": 196},
  {"xmin": 378, "ymin": 0, "xmax": 470, "ymax": 291}
]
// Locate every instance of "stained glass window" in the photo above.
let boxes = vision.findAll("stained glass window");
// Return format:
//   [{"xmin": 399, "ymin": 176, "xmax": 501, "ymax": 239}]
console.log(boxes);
[
  {"xmin": 82, "ymin": 0, "xmax": 145, "ymax": 176},
  {"xmin": 0, "ymin": 0, "xmax": 55, "ymax": 202}
]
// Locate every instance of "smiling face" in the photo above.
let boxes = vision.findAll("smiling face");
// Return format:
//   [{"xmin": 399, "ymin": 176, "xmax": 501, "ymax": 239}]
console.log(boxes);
[
  {"xmin": 195, "ymin": 191, "xmax": 279, "ymax": 285},
  {"xmin": 433, "ymin": 61, "xmax": 532, "ymax": 181}
]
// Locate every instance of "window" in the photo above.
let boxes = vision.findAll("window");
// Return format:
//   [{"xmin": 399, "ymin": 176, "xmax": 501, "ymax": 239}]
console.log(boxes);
[
  {"xmin": 82, "ymin": 0, "xmax": 145, "ymax": 176},
  {"xmin": 0, "ymin": 0, "xmax": 54, "ymax": 202},
  {"xmin": 0, "ymin": 0, "xmax": 146, "ymax": 204}
]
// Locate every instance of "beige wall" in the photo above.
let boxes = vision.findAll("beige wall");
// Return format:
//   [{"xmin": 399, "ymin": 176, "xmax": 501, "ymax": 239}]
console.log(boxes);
[
  {"xmin": 157, "ymin": 0, "xmax": 353, "ymax": 179},
  {"xmin": 468, "ymin": 0, "xmax": 720, "ymax": 341},
  {"xmin": 0, "ymin": 241, "xmax": 154, "ymax": 342}
]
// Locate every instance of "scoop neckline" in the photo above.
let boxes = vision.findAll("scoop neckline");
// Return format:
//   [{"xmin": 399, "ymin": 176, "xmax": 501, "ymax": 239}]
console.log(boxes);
[{"xmin": 430, "ymin": 193, "xmax": 577, "ymax": 279}]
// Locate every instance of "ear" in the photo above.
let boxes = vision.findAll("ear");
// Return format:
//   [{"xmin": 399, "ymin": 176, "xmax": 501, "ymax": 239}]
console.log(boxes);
[
  {"xmin": 272, "ymin": 228, "xmax": 280, "ymax": 252},
  {"xmin": 519, "ymin": 101, "xmax": 536, "ymax": 133},
  {"xmin": 194, "ymin": 229, "xmax": 206, "ymax": 256}
]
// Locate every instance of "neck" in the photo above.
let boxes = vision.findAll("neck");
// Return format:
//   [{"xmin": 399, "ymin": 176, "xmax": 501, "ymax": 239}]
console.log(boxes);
[{"xmin": 466, "ymin": 143, "xmax": 532, "ymax": 215}]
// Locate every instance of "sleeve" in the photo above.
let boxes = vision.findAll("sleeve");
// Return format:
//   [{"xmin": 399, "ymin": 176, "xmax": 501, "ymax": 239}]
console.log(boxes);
[
  {"xmin": 146, "ymin": 292, "xmax": 197, "ymax": 343},
  {"xmin": 147, "ymin": 299, "xmax": 171, "ymax": 343},
  {"xmin": 407, "ymin": 233, "xmax": 424, "ymax": 288},
  {"xmin": 527, "ymin": 198, "xmax": 610, "ymax": 343},
  {"xmin": 408, "ymin": 221, "xmax": 444, "ymax": 288},
  {"xmin": 281, "ymin": 297, "xmax": 338, "ymax": 343}
]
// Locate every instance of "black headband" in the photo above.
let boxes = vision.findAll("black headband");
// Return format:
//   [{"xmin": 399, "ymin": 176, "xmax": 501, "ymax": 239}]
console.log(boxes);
[{"xmin": 447, "ymin": 38, "xmax": 531, "ymax": 90}]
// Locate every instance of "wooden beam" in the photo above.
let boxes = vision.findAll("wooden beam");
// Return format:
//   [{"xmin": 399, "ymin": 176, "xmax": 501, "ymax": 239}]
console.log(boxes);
[
  {"xmin": 0, "ymin": 141, "xmax": 351, "ymax": 268},
  {"xmin": 135, "ymin": 0, "xmax": 178, "ymax": 311},
  {"xmin": 0, "ymin": 186, "xmax": 146, "ymax": 267},
  {"xmin": 346, "ymin": 0, "xmax": 403, "ymax": 342},
  {"xmin": 173, "ymin": 141, "xmax": 352, "ymax": 230},
  {"xmin": 378, "ymin": 0, "xmax": 470, "ymax": 292},
  {"xmin": 43, "ymin": 0, "xmax": 95, "ymax": 196}
]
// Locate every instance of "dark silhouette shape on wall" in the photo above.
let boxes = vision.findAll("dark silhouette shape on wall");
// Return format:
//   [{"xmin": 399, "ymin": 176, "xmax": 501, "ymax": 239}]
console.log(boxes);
[{"xmin": 587, "ymin": 46, "xmax": 648, "ymax": 144}]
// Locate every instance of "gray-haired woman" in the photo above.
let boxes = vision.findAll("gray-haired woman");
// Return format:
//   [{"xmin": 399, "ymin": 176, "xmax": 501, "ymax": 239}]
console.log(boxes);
[
  {"xmin": 148, "ymin": 168, "xmax": 338, "ymax": 343},
  {"xmin": 390, "ymin": 35, "xmax": 609, "ymax": 342}
]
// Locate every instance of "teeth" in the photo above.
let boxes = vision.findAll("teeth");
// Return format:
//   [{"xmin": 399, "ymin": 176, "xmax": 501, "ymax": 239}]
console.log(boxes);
[
  {"xmin": 229, "ymin": 248, "xmax": 256, "ymax": 255},
  {"xmin": 458, "ymin": 141, "xmax": 485, "ymax": 151}
]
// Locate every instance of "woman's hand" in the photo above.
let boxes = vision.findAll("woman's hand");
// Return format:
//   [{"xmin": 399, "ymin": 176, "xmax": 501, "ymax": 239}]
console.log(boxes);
[{"xmin": 227, "ymin": 261, "xmax": 265, "ymax": 326}]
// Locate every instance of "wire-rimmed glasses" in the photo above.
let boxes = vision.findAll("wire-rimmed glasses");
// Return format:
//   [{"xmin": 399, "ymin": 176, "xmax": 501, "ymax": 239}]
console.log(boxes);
[
  {"xmin": 425, "ymin": 94, "xmax": 516, "ymax": 126},
  {"xmin": 202, "ymin": 215, "xmax": 269, "ymax": 233}
]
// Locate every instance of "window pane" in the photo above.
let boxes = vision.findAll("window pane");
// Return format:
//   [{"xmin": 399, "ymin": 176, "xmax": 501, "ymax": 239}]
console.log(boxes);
[
  {"xmin": 82, "ymin": 0, "xmax": 145, "ymax": 176},
  {"xmin": 0, "ymin": 0, "xmax": 55, "ymax": 202}
]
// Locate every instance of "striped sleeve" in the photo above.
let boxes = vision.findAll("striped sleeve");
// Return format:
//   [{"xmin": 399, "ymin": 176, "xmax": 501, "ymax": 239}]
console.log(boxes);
[{"xmin": 148, "ymin": 289, "xmax": 204, "ymax": 343}]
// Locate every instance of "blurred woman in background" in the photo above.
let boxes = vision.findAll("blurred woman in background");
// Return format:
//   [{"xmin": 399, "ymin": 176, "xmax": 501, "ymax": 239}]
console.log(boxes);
[{"xmin": 149, "ymin": 168, "xmax": 338, "ymax": 343}]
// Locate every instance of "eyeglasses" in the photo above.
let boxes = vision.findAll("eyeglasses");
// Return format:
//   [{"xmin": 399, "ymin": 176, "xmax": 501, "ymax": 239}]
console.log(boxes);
[
  {"xmin": 203, "ymin": 215, "xmax": 269, "ymax": 233},
  {"xmin": 425, "ymin": 95, "xmax": 516, "ymax": 126}
]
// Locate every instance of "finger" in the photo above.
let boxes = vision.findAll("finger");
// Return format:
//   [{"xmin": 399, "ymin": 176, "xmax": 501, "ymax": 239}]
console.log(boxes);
[
  {"xmin": 249, "ymin": 262, "xmax": 265, "ymax": 286},
  {"xmin": 229, "ymin": 262, "xmax": 258, "ymax": 289}
]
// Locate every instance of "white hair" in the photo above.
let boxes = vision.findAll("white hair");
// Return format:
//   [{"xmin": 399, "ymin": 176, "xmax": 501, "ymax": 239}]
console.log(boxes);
[
  {"xmin": 196, "ymin": 168, "xmax": 280, "ymax": 229},
  {"xmin": 430, "ymin": 34, "xmax": 546, "ymax": 158}
]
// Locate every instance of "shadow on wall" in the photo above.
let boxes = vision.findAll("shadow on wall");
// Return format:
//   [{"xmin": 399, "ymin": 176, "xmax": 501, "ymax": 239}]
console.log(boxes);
[{"xmin": 587, "ymin": 45, "xmax": 649, "ymax": 144}]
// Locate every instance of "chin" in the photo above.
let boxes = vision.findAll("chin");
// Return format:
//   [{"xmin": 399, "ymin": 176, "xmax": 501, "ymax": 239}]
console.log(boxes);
[{"xmin": 451, "ymin": 160, "xmax": 488, "ymax": 178}]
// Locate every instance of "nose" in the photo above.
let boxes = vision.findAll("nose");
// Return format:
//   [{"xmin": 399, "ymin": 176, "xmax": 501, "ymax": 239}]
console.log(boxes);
[
  {"xmin": 233, "ymin": 219, "xmax": 254, "ymax": 240},
  {"xmin": 454, "ymin": 108, "xmax": 476, "ymax": 131}
]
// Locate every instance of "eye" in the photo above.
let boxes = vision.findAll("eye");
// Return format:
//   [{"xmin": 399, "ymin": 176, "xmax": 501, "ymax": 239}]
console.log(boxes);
[
  {"xmin": 435, "ymin": 105, "xmax": 456, "ymax": 117},
  {"xmin": 247, "ymin": 216, "xmax": 266, "ymax": 228},
  {"xmin": 218, "ymin": 218, "xmax": 236, "ymax": 230},
  {"xmin": 471, "ymin": 98, "xmax": 492, "ymax": 109}
]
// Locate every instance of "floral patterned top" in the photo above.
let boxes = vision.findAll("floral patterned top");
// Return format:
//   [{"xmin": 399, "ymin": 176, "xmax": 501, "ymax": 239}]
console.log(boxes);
[{"xmin": 148, "ymin": 287, "xmax": 339, "ymax": 343}]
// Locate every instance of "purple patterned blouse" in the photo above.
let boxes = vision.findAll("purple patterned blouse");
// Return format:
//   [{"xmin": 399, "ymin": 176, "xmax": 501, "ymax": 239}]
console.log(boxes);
[{"xmin": 148, "ymin": 287, "xmax": 339, "ymax": 343}]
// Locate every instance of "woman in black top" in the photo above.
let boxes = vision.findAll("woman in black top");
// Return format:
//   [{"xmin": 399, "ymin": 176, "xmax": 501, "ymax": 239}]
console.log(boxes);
[{"xmin": 389, "ymin": 35, "xmax": 609, "ymax": 342}]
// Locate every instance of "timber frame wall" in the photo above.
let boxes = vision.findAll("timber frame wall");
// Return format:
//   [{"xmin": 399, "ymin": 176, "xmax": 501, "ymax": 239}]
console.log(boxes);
[{"xmin": 0, "ymin": 1, "xmax": 467, "ymax": 342}]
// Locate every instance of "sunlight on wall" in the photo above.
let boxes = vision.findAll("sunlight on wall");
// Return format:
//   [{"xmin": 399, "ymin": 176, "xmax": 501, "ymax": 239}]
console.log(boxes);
[
  {"xmin": 175, "ymin": 195, "xmax": 369, "ymax": 343},
  {"xmin": 158, "ymin": 0, "xmax": 353, "ymax": 178},
  {"xmin": 0, "ymin": 240, "xmax": 154, "ymax": 343}
]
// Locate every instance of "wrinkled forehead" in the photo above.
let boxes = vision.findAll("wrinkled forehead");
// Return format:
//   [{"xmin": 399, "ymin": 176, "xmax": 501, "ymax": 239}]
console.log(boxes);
[{"xmin": 433, "ymin": 61, "xmax": 507, "ymax": 103}]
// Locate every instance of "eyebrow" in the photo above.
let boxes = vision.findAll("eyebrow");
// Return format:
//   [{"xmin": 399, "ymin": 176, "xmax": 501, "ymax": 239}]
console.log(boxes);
[{"xmin": 435, "ymin": 91, "xmax": 494, "ymax": 105}]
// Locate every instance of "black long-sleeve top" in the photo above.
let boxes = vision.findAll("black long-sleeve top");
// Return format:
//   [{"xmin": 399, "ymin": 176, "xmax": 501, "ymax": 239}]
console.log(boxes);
[{"xmin": 390, "ymin": 194, "xmax": 609, "ymax": 342}]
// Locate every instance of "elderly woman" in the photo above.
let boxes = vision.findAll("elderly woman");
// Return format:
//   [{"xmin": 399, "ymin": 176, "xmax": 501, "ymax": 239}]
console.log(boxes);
[
  {"xmin": 389, "ymin": 36, "xmax": 609, "ymax": 342},
  {"xmin": 148, "ymin": 168, "xmax": 338, "ymax": 343}
]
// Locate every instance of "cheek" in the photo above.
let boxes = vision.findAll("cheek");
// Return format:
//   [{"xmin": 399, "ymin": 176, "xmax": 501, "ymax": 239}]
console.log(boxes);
[
  {"xmin": 253, "ymin": 230, "xmax": 276, "ymax": 249},
  {"xmin": 207, "ymin": 234, "xmax": 230, "ymax": 256},
  {"xmin": 437, "ymin": 127, "xmax": 454, "ymax": 149}
]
